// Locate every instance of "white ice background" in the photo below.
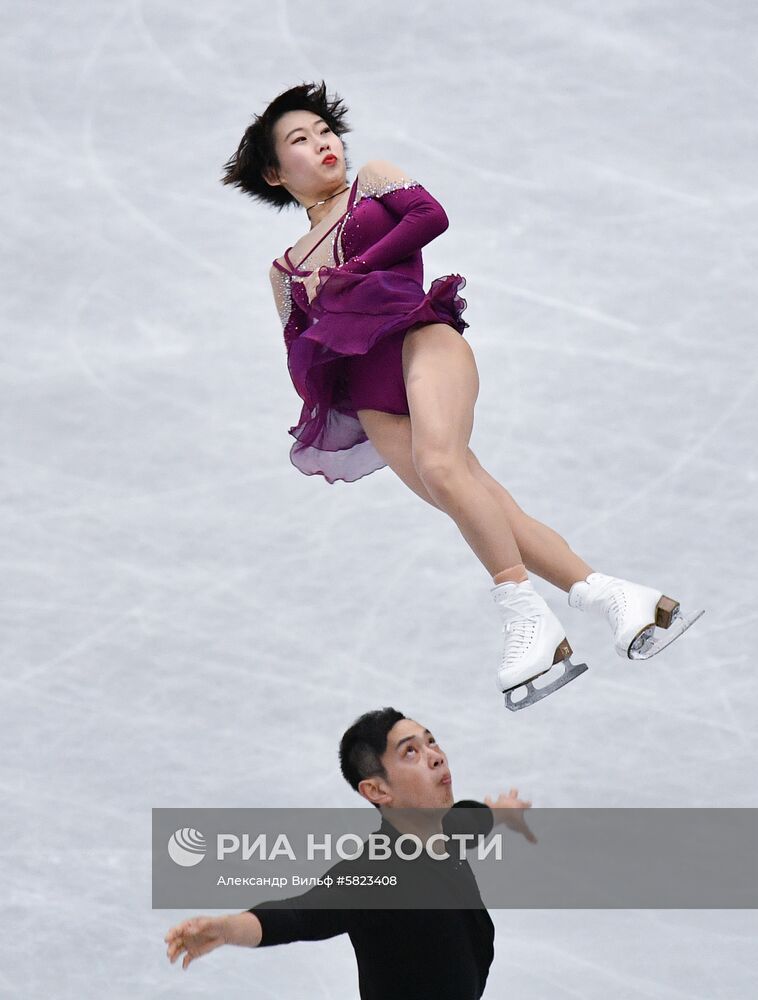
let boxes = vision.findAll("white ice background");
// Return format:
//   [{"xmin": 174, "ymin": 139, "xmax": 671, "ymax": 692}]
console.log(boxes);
[{"xmin": 2, "ymin": 1, "xmax": 757, "ymax": 997}]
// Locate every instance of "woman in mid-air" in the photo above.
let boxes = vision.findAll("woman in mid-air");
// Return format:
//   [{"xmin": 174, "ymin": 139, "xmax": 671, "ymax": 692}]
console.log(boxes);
[{"xmin": 221, "ymin": 81, "xmax": 701, "ymax": 710}]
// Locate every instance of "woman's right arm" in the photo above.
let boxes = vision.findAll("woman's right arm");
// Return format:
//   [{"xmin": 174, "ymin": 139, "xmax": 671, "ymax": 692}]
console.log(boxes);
[
  {"xmin": 269, "ymin": 262, "xmax": 291, "ymax": 328},
  {"xmin": 269, "ymin": 262, "xmax": 308, "ymax": 347}
]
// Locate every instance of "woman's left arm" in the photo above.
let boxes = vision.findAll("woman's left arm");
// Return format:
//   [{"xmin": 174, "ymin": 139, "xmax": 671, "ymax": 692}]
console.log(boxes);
[{"xmin": 338, "ymin": 159, "xmax": 450, "ymax": 274}]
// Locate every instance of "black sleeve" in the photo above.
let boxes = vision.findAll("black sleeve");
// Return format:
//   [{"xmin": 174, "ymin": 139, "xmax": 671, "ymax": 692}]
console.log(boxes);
[
  {"xmin": 249, "ymin": 899, "xmax": 348, "ymax": 946},
  {"xmin": 443, "ymin": 799, "xmax": 495, "ymax": 840},
  {"xmin": 247, "ymin": 862, "xmax": 351, "ymax": 946}
]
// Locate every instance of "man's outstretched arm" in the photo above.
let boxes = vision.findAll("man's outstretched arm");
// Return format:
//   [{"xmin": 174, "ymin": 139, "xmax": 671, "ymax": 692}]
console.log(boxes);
[{"xmin": 165, "ymin": 873, "xmax": 350, "ymax": 969}]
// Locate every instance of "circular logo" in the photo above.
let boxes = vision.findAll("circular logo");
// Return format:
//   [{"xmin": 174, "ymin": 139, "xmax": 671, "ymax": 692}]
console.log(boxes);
[{"xmin": 168, "ymin": 827, "xmax": 206, "ymax": 867}]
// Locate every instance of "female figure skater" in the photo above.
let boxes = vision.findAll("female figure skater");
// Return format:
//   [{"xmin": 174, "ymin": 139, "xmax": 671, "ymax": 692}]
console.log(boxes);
[{"xmin": 221, "ymin": 82, "xmax": 702, "ymax": 710}]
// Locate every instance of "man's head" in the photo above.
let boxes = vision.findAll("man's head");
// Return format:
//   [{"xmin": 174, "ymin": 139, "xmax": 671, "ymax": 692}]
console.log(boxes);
[{"xmin": 339, "ymin": 708, "xmax": 454, "ymax": 811}]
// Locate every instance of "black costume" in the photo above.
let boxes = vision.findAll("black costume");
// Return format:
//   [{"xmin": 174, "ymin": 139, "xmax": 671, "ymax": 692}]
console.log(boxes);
[{"xmin": 248, "ymin": 801, "xmax": 495, "ymax": 1000}]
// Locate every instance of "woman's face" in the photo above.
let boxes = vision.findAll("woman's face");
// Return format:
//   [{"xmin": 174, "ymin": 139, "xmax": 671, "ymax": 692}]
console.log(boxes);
[{"xmin": 265, "ymin": 109, "xmax": 346, "ymax": 200}]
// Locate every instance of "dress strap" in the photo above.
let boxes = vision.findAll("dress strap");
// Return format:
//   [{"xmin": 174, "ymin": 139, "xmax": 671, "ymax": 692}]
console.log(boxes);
[
  {"xmin": 346, "ymin": 172, "xmax": 360, "ymax": 211},
  {"xmin": 273, "ymin": 246, "xmax": 312, "ymax": 274},
  {"xmin": 297, "ymin": 226, "xmax": 334, "ymax": 269},
  {"xmin": 284, "ymin": 247, "xmax": 301, "ymax": 272},
  {"xmin": 277, "ymin": 176, "xmax": 361, "ymax": 275}
]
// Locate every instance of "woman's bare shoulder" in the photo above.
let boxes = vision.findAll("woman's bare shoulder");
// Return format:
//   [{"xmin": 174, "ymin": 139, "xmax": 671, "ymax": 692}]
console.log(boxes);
[
  {"xmin": 287, "ymin": 230, "xmax": 313, "ymax": 260},
  {"xmin": 356, "ymin": 159, "xmax": 419, "ymax": 198},
  {"xmin": 359, "ymin": 158, "xmax": 411, "ymax": 178}
]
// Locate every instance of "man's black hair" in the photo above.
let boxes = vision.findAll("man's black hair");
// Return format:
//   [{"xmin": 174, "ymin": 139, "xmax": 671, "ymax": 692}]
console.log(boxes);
[
  {"xmin": 339, "ymin": 707, "xmax": 406, "ymax": 810},
  {"xmin": 220, "ymin": 80, "xmax": 352, "ymax": 211}
]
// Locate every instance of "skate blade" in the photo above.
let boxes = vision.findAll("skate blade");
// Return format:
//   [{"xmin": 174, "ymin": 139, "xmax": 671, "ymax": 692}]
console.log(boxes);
[
  {"xmin": 628, "ymin": 608, "xmax": 705, "ymax": 660},
  {"xmin": 504, "ymin": 657, "xmax": 589, "ymax": 712}
]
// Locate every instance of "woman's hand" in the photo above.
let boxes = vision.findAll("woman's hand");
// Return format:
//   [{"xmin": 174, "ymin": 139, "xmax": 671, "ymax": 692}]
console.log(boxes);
[
  {"xmin": 303, "ymin": 266, "xmax": 331, "ymax": 304},
  {"xmin": 301, "ymin": 259, "xmax": 368, "ymax": 304}
]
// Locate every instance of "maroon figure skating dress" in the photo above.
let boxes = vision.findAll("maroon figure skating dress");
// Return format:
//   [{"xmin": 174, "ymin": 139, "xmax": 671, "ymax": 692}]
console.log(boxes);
[{"xmin": 269, "ymin": 160, "xmax": 469, "ymax": 484}]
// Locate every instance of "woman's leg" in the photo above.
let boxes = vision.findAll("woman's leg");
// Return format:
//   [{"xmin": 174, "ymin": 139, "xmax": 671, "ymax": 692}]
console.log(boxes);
[
  {"xmin": 465, "ymin": 451, "xmax": 593, "ymax": 591},
  {"xmin": 356, "ymin": 329, "xmax": 593, "ymax": 590},
  {"xmin": 354, "ymin": 409, "xmax": 442, "ymax": 509},
  {"xmin": 396, "ymin": 323, "xmax": 521, "ymax": 578}
]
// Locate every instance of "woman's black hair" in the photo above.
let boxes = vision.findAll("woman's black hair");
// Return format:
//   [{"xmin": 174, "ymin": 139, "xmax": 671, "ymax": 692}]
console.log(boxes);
[
  {"xmin": 339, "ymin": 707, "xmax": 406, "ymax": 809},
  {"xmin": 221, "ymin": 80, "xmax": 352, "ymax": 211}
]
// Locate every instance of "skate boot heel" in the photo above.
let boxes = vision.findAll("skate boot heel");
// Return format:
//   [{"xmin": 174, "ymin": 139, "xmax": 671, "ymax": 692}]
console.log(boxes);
[
  {"xmin": 575, "ymin": 571, "xmax": 703, "ymax": 660},
  {"xmin": 655, "ymin": 596, "xmax": 680, "ymax": 629},
  {"xmin": 553, "ymin": 638, "xmax": 573, "ymax": 665}
]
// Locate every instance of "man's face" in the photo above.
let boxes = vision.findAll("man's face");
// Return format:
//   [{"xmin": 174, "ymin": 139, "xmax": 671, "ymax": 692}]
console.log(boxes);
[{"xmin": 360, "ymin": 718, "xmax": 454, "ymax": 809}]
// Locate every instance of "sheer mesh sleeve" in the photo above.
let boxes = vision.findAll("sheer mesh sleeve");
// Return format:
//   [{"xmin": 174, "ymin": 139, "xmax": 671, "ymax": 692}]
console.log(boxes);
[
  {"xmin": 340, "ymin": 159, "xmax": 450, "ymax": 274},
  {"xmin": 269, "ymin": 263, "xmax": 308, "ymax": 350},
  {"xmin": 269, "ymin": 263, "xmax": 293, "ymax": 328}
]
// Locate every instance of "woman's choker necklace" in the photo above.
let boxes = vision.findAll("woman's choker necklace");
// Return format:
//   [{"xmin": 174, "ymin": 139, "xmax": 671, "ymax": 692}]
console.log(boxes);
[{"xmin": 305, "ymin": 184, "xmax": 350, "ymax": 221}]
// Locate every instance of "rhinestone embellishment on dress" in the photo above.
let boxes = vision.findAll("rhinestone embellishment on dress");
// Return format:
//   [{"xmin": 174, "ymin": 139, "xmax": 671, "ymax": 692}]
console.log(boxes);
[{"xmin": 271, "ymin": 172, "xmax": 421, "ymax": 335}]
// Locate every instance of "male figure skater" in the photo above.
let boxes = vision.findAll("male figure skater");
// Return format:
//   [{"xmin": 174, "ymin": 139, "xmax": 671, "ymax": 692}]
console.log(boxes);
[{"xmin": 165, "ymin": 707, "xmax": 535, "ymax": 999}]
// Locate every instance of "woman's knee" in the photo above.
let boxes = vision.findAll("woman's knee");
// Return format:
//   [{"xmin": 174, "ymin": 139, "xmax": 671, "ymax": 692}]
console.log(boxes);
[
  {"xmin": 466, "ymin": 448, "xmax": 483, "ymax": 474},
  {"xmin": 413, "ymin": 447, "xmax": 469, "ymax": 497}
]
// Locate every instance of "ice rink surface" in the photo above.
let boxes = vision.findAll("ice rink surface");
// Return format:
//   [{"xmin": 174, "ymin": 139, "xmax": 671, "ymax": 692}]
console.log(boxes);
[{"xmin": 3, "ymin": 0, "xmax": 757, "ymax": 996}]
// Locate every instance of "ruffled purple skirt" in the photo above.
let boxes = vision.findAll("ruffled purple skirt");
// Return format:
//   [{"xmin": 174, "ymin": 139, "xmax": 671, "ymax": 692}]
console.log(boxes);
[{"xmin": 287, "ymin": 268, "xmax": 468, "ymax": 484}]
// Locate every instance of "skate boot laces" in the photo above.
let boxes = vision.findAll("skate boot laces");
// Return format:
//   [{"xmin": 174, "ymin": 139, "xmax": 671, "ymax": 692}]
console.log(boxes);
[
  {"xmin": 591, "ymin": 577, "xmax": 628, "ymax": 631},
  {"xmin": 502, "ymin": 616, "xmax": 538, "ymax": 668}
]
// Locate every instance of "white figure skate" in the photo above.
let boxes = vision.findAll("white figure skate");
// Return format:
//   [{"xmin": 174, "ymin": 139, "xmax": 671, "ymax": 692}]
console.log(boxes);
[
  {"xmin": 492, "ymin": 579, "xmax": 588, "ymax": 711},
  {"xmin": 568, "ymin": 572, "xmax": 704, "ymax": 659}
]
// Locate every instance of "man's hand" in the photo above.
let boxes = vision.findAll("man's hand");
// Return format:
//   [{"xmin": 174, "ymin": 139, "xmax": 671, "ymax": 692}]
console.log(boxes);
[
  {"xmin": 484, "ymin": 788, "xmax": 537, "ymax": 844},
  {"xmin": 165, "ymin": 913, "xmax": 262, "ymax": 967},
  {"xmin": 165, "ymin": 915, "xmax": 230, "ymax": 969}
]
